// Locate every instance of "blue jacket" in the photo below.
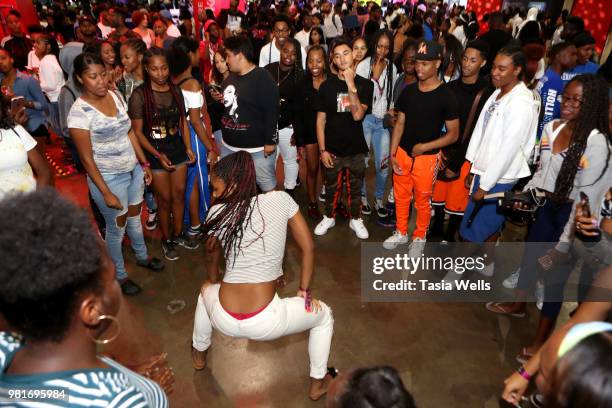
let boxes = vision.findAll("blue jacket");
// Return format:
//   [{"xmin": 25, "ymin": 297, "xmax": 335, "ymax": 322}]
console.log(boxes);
[{"xmin": 0, "ymin": 70, "xmax": 49, "ymax": 133}]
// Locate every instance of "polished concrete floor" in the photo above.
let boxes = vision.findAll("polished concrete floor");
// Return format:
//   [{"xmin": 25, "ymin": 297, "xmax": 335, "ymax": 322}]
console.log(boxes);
[{"xmin": 56, "ymin": 169, "xmax": 561, "ymax": 408}]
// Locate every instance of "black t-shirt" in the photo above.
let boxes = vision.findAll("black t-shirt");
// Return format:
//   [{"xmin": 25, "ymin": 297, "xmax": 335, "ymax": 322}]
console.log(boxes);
[
  {"xmin": 264, "ymin": 62, "xmax": 297, "ymax": 130},
  {"xmin": 443, "ymin": 77, "xmax": 494, "ymax": 172},
  {"xmin": 395, "ymin": 82, "xmax": 459, "ymax": 155},
  {"xmin": 293, "ymin": 76, "xmax": 320, "ymax": 147},
  {"xmin": 221, "ymin": 67, "xmax": 279, "ymax": 149},
  {"xmin": 128, "ymin": 85, "xmax": 184, "ymax": 142},
  {"xmin": 315, "ymin": 74, "xmax": 373, "ymax": 157}
]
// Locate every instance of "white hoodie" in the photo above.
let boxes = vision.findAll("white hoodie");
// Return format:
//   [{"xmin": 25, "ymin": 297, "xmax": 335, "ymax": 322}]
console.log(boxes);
[{"xmin": 466, "ymin": 81, "xmax": 540, "ymax": 191}]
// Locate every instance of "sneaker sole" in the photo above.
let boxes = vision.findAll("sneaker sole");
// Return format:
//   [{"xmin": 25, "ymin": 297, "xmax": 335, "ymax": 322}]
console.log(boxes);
[
  {"xmin": 178, "ymin": 242, "xmax": 200, "ymax": 250},
  {"xmin": 144, "ymin": 224, "xmax": 157, "ymax": 231}
]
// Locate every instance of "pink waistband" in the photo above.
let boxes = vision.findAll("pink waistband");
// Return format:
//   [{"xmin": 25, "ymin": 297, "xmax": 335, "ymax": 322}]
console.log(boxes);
[{"xmin": 222, "ymin": 302, "xmax": 270, "ymax": 320}]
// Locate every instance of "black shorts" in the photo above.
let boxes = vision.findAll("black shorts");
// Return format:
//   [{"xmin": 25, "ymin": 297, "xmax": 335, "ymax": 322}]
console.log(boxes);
[
  {"xmin": 146, "ymin": 137, "xmax": 188, "ymax": 171},
  {"xmin": 29, "ymin": 125, "xmax": 50, "ymax": 139}
]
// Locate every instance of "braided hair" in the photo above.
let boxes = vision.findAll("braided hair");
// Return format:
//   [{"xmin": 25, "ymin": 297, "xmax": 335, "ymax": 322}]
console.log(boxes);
[
  {"xmin": 203, "ymin": 152, "xmax": 262, "ymax": 264},
  {"xmin": 287, "ymin": 38, "xmax": 304, "ymax": 85},
  {"xmin": 367, "ymin": 29, "xmax": 395, "ymax": 110},
  {"xmin": 142, "ymin": 47, "xmax": 187, "ymax": 136},
  {"xmin": 552, "ymin": 74, "xmax": 610, "ymax": 203}
]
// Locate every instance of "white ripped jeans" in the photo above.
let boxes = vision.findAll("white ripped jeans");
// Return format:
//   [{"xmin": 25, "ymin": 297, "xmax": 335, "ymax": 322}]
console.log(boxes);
[
  {"xmin": 277, "ymin": 127, "xmax": 299, "ymax": 190},
  {"xmin": 192, "ymin": 283, "xmax": 334, "ymax": 379}
]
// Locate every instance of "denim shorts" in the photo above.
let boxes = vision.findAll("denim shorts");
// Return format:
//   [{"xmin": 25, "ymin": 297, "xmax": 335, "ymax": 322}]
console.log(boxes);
[{"xmin": 87, "ymin": 165, "xmax": 145, "ymax": 218}]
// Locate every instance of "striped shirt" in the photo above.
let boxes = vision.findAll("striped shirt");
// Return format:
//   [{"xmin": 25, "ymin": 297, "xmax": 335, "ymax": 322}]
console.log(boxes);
[
  {"xmin": 207, "ymin": 191, "xmax": 300, "ymax": 284},
  {"xmin": 0, "ymin": 332, "xmax": 168, "ymax": 407}
]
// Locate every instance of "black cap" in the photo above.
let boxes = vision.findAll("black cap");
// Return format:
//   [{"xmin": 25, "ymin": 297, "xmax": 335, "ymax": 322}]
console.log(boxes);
[
  {"xmin": 573, "ymin": 32, "xmax": 595, "ymax": 48},
  {"xmin": 415, "ymin": 40, "xmax": 442, "ymax": 61}
]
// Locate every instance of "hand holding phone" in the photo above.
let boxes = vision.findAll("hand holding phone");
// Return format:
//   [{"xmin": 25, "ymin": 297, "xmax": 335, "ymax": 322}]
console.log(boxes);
[{"xmin": 11, "ymin": 96, "xmax": 25, "ymax": 112}]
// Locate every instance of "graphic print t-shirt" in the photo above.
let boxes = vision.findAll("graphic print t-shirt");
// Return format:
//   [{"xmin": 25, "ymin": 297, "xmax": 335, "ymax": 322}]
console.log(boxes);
[
  {"xmin": 220, "ymin": 67, "xmax": 279, "ymax": 150},
  {"xmin": 315, "ymin": 74, "xmax": 373, "ymax": 157}
]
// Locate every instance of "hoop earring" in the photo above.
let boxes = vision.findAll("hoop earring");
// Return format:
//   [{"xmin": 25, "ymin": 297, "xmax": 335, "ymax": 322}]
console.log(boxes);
[{"xmin": 87, "ymin": 314, "xmax": 121, "ymax": 345}]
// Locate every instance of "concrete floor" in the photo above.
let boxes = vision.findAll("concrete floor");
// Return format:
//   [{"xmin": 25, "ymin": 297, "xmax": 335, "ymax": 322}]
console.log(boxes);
[{"xmin": 56, "ymin": 170, "xmax": 552, "ymax": 408}]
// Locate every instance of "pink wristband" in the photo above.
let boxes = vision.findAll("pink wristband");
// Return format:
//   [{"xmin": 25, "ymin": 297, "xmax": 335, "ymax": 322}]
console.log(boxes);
[{"xmin": 518, "ymin": 366, "xmax": 532, "ymax": 381}]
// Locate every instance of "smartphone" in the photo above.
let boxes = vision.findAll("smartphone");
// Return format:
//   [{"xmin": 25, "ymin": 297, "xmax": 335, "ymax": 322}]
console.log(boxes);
[
  {"xmin": 11, "ymin": 96, "xmax": 25, "ymax": 112},
  {"xmin": 579, "ymin": 192, "xmax": 592, "ymax": 218}
]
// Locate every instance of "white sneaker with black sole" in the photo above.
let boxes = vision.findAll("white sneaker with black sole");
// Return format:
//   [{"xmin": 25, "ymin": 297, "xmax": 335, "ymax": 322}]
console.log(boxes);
[
  {"xmin": 314, "ymin": 216, "xmax": 335, "ymax": 236},
  {"xmin": 349, "ymin": 218, "xmax": 369, "ymax": 239}
]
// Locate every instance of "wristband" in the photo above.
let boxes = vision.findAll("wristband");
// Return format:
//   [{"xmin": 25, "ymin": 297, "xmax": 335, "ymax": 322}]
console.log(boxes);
[
  {"xmin": 140, "ymin": 161, "xmax": 151, "ymax": 168},
  {"xmin": 319, "ymin": 149, "xmax": 326, "ymax": 154},
  {"xmin": 518, "ymin": 366, "xmax": 532, "ymax": 381},
  {"xmin": 299, "ymin": 286, "xmax": 311, "ymax": 292}
]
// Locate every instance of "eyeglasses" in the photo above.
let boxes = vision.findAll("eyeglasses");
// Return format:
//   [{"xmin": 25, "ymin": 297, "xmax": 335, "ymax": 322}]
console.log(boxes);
[
  {"xmin": 274, "ymin": 28, "xmax": 290, "ymax": 34},
  {"xmin": 560, "ymin": 95, "xmax": 585, "ymax": 107}
]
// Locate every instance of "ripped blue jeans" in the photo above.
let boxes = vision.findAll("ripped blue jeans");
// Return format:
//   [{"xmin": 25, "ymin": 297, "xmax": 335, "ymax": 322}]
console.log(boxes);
[{"xmin": 88, "ymin": 165, "xmax": 149, "ymax": 281}]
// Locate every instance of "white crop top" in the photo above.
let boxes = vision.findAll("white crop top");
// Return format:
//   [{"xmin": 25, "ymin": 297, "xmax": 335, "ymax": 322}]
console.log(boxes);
[
  {"xmin": 182, "ymin": 89, "xmax": 204, "ymax": 111},
  {"xmin": 207, "ymin": 191, "xmax": 300, "ymax": 283}
]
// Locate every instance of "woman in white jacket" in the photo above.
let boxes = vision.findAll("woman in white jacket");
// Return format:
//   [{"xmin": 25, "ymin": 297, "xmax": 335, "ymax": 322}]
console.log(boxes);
[
  {"xmin": 459, "ymin": 45, "xmax": 539, "ymax": 252},
  {"xmin": 34, "ymin": 34, "xmax": 65, "ymax": 136}
]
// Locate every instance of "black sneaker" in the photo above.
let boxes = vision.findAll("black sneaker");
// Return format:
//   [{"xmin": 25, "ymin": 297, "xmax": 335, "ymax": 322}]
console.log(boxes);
[
  {"xmin": 318, "ymin": 190, "xmax": 326, "ymax": 202},
  {"xmin": 162, "ymin": 240, "xmax": 180, "ymax": 261},
  {"xmin": 145, "ymin": 210, "xmax": 158, "ymax": 231},
  {"xmin": 120, "ymin": 279, "xmax": 142, "ymax": 296},
  {"xmin": 361, "ymin": 202, "xmax": 372, "ymax": 215},
  {"xmin": 285, "ymin": 188, "xmax": 295, "ymax": 198},
  {"xmin": 136, "ymin": 256, "xmax": 165, "ymax": 272},
  {"xmin": 375, "ymin": 201, "xmax": 388, "ymax": 218},
  {"xmin": 530, "ymin": 392, "xmax": 546, "ymax": 408},
  {"xmin": 176, "ymin": 233, "xmax": 200, "ymax": 250}
]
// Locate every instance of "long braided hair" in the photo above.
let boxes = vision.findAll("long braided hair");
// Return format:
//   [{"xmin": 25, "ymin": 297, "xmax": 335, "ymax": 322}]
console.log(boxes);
[
  {"xmin": 203, "ymin": 151, "xmax": 263, "ymax": 264},
  {"xmin": 367, "ymin": 29, "xmax": 395, "ymax": 111},
  {"xmin": 552, "ymin": 74, "xmax": 610, "ymax": 203},
  {"xmin": 287, "ymin": 38, "xmax": 304, "ymax": 85},
  {"xmin": 142, "ymin": 47, "xmax": 186, "ymax": 136}
]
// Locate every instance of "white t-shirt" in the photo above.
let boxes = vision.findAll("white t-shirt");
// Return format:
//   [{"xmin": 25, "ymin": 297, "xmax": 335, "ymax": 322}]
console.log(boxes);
[
  {"xmin": 258, "ymin": 40, "xmax": 307, "ymax": 69},
  {"xmin": 294, "ymin": 29, "xmax": 310, "ymax": 49},
  {"xmin": 98, "ymin": 22, "xmax": 113, "ymax": 39},
  {"xmin": 0, "ymin": 125, "xmax": 37, "ymax": 201},
  {"xmin": 39, "ymin": 54, "xmax": 66, "ymax": 102},
  {"xmin": 166, "ymin": 24, "xmax": 181, "ymax": 38},
  {"xmin": 207, "ymin": 191, "xmax": 300, "ymax": 284}
]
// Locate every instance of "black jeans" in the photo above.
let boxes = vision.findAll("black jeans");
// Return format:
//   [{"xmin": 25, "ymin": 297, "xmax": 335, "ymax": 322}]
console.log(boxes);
[{"xmin": 323, "ymin": 154, "xmax": 365, "ymax": 219}]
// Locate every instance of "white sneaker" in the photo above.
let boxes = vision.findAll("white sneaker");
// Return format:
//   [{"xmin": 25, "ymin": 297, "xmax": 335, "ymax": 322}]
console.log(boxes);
[
  {"xmin": 387, "ymin": 186, "xmax": 395, "ymax": 204},
  {"xmin": 477, "ymin": 262, "xmax": 495, "ymax": 277},
  {"xmin": 535, "ymin": 280, "xmax": 544, "ymax": 310},
  {"xmin": 314, "ymin": 216, "xmax": 335, "ymax": 236},
  {"xmin": 383, "ymin": 230, "xmax": 409, "ymax": 250},
  {"xmin": 502, "ymin": 268, "xmax": 521, "ymax": 289},
  {"xmin": 349, "ymin": 218, "xmax": 369, "ymax": 239},
  {"xmin": 408, "ymin": 237, "xmax": 426, "ymax": 258}
]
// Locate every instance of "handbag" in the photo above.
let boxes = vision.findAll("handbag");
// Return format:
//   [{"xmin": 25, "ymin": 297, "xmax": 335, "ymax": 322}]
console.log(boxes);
[{"xmin": 437, "ymin": 88, "xmax": 485, "ymax": 181}]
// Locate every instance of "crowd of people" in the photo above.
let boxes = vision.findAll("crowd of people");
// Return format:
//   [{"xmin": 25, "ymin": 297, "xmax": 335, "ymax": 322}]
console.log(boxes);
[{"xmin": 0, "ymin": 0, "xmax": 611, "ymax": 406}]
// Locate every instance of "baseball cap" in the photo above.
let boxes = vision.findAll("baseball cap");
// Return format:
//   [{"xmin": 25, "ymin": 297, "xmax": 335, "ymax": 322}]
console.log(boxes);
[
  {"xmin": 160, "ymin": 9, "xmax": 173, "ymax": 20},
  {"xmin": 415, "ymin": 40, "xmax": 442, "ymax": 61},
  {"xmin": 573, "ymin": 32, "xmax": 595, "ymax": 48}
]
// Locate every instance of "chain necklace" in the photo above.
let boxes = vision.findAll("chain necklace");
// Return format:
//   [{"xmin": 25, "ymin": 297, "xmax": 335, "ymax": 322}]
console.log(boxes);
[{"xmin": 277, "ymin": 64, "xmax": 292, "ymax": 87}]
